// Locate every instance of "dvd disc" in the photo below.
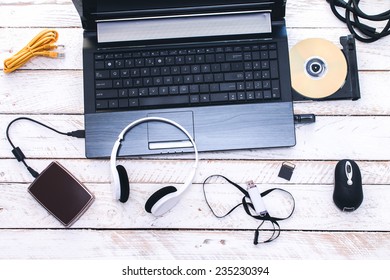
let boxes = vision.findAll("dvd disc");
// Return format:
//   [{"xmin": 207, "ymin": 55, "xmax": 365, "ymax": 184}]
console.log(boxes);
[{"xmin": 290, "ymin": 38, "xmax": 348, "ymax": 99}]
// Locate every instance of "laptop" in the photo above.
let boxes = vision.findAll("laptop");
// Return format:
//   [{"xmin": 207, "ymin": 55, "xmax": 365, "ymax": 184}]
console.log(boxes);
[{"xmin": 72, "ymin": 0, "xmax": 296, "ymax": 158}]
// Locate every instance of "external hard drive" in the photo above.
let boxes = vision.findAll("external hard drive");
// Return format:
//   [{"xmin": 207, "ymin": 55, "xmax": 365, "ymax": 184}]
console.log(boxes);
[{"xmin": 28, "ymin": 161, "xmax": 94, "ymax": 227}]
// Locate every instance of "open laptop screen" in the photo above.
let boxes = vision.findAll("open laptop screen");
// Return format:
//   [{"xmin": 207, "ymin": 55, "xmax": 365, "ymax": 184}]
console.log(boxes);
[{"xmin": 73, "ymin": 0, "xmax": 285, "ymax": 30}]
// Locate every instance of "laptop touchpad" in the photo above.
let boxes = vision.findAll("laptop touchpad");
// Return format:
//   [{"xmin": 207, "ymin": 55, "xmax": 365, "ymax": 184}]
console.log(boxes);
[{"xmin": 147, "ymin": 111, "xmax": 195, "ymax": 150}]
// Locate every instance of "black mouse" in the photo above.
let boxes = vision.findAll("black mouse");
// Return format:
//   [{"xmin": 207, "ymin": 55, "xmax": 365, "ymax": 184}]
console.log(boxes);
[{"xmin": 333, "ymin": 159, "xmax": 363, "ymax": 211}]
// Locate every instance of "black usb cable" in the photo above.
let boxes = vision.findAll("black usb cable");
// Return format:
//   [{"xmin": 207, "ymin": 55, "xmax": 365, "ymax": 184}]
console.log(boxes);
[
  {"xmin": 327, "ymin": 0, "xmax": 390, "ymax": 43},
  {"xmin": 6, "ymin": 117, "xmax": 85, "ymax": 178}
]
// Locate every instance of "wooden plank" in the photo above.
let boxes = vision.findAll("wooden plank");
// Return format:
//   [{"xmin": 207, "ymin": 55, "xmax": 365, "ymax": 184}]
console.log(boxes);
[
  {"xmin": 293, "ymin": 71, "xmax": 390, "ymax": 115},
  {"xmin": 0, "ymin": 71, "xmax": 84, "ymax": 114},
  {"xmin": 1, "ymin": 159, "xmax": 390, "ymax": 185},
  {"xmin": 0, "ymin": 28, "xmax": 83, "ymax": 70},
  {"xmin": 1, "ymin": 71, "xmax": 389, "ymax": 115},
  {"xmin": 1, "ymin": 0, "xmax": 389, "ymax": 29},
  {"xmin": 2, "ymin": 114, "xmax": 390, "ymax": 160},
  {"xmin": 0, "ymin": 182, "xmax": 388, "ymax": 231},
  {"xmin": 0, "ymin": 229, "xmax": 388, "ymax": 259},
  {"xmin": 286, "ymin": 0, "xmax": 390, "ymax": 29},
  {"xmin": 0, "ymin": 3, "xmax": 81, "ymax": 28}
]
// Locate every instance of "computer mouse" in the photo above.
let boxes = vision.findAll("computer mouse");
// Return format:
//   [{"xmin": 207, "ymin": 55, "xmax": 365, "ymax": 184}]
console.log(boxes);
[{"xmin": 333, "ymin": 159, "xmax": 363, "ymax": 212}]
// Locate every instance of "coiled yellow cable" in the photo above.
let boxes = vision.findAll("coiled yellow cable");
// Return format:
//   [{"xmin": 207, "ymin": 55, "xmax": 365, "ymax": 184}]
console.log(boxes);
[{"xmin": 3, "ymin": 29, "xmax": 64, "ymax": 74}]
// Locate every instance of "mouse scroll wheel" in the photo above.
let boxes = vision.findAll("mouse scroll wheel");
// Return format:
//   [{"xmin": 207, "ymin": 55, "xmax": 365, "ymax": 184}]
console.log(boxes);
[{"xmin": 345, "ymin": 161, "xmax": 353, "ymax": 186}]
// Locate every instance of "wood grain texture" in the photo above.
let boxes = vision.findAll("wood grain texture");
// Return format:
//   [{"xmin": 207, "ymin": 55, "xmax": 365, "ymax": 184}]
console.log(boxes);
[
  {"xmin": 2, "ymin": 114, "xmax": 390, "ymax": 160},
  {"xmin": 1, "ymin": 0, "xmax": 389, "ymax": 29},
  {"xmin": 0, "ymin": 230, "xmax": 389, "ymax": 260},
  {"xmin": 1, "ymin": 159, "xmax": 390, "ymax": 185},
  {"xmin": 0, "ymin": 182, "xmax": 389, "ymax": 231}
]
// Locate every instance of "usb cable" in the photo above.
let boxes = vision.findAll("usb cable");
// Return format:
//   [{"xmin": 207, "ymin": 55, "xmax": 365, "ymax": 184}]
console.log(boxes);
[
  {"xmin": 3, "ymin": 29, "xmax": 64, "ymax": 73},
  {"xmin": 6, "ymin": 117, "xmax": 85, "ymax": 178}
]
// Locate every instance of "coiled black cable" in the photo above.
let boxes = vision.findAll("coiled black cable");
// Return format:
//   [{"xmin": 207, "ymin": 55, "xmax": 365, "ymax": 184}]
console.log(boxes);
[{"xmin": 327, "ymin": 0, "xmax": 390, "ymax": 43}]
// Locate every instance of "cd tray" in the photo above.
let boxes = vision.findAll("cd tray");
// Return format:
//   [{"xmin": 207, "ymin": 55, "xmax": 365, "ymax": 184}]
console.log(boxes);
[{"xmin": 292, "ymin": 35, "xmax": 361, "ymax": 101}]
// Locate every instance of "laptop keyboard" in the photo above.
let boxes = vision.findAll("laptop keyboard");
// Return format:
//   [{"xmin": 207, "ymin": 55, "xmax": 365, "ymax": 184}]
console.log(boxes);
[{"xmin": 94, "ymin": 42, "xmax": 281, "ymax": 111}]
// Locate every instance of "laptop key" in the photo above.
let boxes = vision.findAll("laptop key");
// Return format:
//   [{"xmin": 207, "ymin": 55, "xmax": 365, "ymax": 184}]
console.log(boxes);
[
  {"xmin": 105, "ymin": 60, "xmax": 114, "ymax": 69},
  {"xmin": 96, "ymin": 100, "xmax": 109, "ymax": 109},
  {"xmin": 226, "ymin": 53, "xmax": 243, "ymax": 61},
  {"xmin": 95, "ymin": 70, "xmax": 110, "ymax": 79},
  {"xmin": 247, "ymin": 91, "xmax": 255, "ymax": 100},
  {"xmin": 220, "ymin": 82, "xmax": 236, "ymax": 91},
  {"xmin": 231, "ymin": 63, "xmax": 243, "ymax": 71},
  {"xmin": 238, "ymin": 92, "xmax": 246, "ymax": 100},
  {"xmin": 210, "ymin": 84, "xmax": 220, "ymax": 92},
  {"xmin": 229, "ymin": 92, "xmax": 237, "ymax": 101},
  {"xmin": 269, "ymin": 50, "xmax": 277, "ymax": 59},
  {"xmin": 210, "ymin": 93, "xmax": 229, "ymax": 102},
  {"xmin": 272, "ymin": 80, "xmax": 281, "ymax": 98},
  {"xmin": 95, "ymin": 61, "xmax": 105, "ymax": 69},
  {"xmin": 129, "ymin": 99, "xmax": 139, "ymax": 107},
  {"xmin": 200, "ymin": 94, "xmax": 210, "ymax": 102},
  {"xmin": 224, "ymin": 72, "xmax": 244, "ymax": 81},
  {"xmin": 108, "ymin": 99, "xmax": 118, "ymax": 108},
  {"xmin": 119, "ymin": 99, "xmax": 128, "ymax": 108},
  {"xmin": 270, "ymin": 60, "xmax": 279, "ymax": 79},
  {"xmin": 255, "ymin": 91, "xmax": 263, "ymax": 99},
  {"xmin": 263, "ymin": 80, "xmax": 271, "ymax": 89},
  {"xmin": 269, "ymin": 43, "xmax": 277, "ymax": 50},
  {"xmin": 95, "ymin": 54, "xmax": 104, "ymax": 60},
  {"xmin": 96, "ymin": 80, "xmax": 113, "ymax": 89},
  {"xmin": 205, "ymin": 54, "xmax": 215, "ymax": 63},
  {"xmin": 190, "ymin": 95, "xmax": 200, "ymax": 103},
  {"xmin": 139, "ymin": 95, "xmax": 189, "ymax": 106},
  {"xmin": 118, "ymin": 89, "xmax": 128, "ymax": 98},
  {"xmin": 264, "ymin": 90, "xmax": 272, "ymax": 99}
]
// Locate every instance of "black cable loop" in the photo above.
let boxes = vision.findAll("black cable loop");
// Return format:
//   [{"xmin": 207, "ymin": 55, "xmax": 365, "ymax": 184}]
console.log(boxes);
[
  {"xmin": 5, "ymin": 117, "xmax": 80, "ymax": 178},
  {"xmin": 202, "ymin": 174, "xmax": 295, "ymax": 244},
  {"xmin": 328, "ymin": 0, "xmax": 390, "ymax": 43}
]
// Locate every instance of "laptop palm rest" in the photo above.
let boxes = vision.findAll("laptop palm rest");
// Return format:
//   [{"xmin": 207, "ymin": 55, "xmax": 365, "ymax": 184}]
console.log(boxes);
[
  {"xmin": 84, "ymin": 102, "xmax": 295, "ymax": 158},
  {"xmin": 147, "ymin": 111, "xmax": 194, "ymax": 150}
]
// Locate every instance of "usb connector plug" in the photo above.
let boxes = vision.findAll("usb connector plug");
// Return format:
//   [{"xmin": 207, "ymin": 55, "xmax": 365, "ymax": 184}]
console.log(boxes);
[{"xmin": 246, "ymin": 180, "xmax": 268, "ymax": 216}]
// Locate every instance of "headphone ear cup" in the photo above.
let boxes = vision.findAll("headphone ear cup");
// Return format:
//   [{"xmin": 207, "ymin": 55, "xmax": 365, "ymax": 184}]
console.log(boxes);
[
  {"xmin": 145, "ymin": 186, "xmax": 177, "ymax": 213},
  {"xmin": 116, "ymin": 165, "xmax": 130, "ymax": 203}
]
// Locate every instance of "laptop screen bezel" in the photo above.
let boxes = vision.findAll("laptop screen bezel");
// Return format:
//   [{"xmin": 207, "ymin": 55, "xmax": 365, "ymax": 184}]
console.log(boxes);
[{"xmin": 72, "ymin": 0, "xmax": 286, "ymax": 31}]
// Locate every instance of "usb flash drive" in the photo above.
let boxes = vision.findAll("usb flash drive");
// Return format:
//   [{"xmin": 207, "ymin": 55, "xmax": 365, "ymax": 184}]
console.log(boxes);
[{"xmin": 246, "ymin": 180, "xmax": 267, "ymax": 216}]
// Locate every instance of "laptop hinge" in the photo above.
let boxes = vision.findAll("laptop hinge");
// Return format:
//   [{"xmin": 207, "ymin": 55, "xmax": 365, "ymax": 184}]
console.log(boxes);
[{"xmin": 97, "ymin": 11, "xmax": 271, "ymax": 43}]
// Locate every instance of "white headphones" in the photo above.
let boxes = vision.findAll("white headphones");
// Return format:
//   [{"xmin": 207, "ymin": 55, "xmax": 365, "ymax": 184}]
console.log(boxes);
[{"xmin": 110, "ymin": 117, "xmax": 199, "ymax": 216}]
